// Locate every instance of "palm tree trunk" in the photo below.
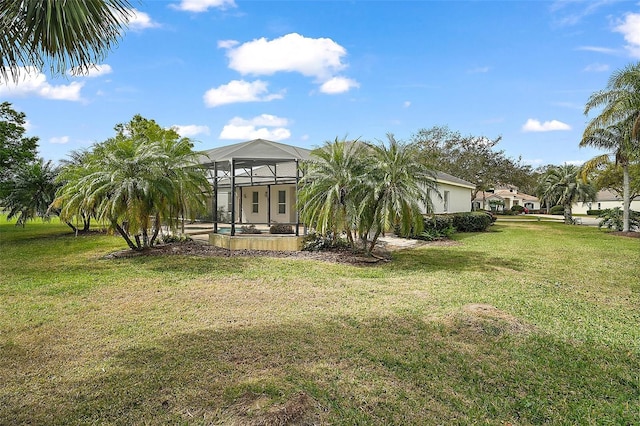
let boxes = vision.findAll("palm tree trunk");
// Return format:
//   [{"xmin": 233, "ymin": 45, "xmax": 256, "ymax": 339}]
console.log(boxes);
[
  {"xmin": 623, "ymin": 164, "xmax": 630, "ymax": 232},
  {"xmin": 563, "ymin": 204, "xmax": 573, "ymax": 224},
  {"xmin": 113, "ymin": 221, "xmax": 138, "ymax": 250}
]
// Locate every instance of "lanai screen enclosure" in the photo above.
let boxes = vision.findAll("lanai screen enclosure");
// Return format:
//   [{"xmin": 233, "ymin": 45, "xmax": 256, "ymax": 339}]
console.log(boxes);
[{"xmin": 199, "ymin": 139, "xmax": 311, "ymax": 236}]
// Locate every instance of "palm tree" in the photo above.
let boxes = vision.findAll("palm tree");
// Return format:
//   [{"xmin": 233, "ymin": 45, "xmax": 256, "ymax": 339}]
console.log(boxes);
[
  {"xmin": 2, "ymin": 158, "xmax": 60, "ymax": 226},
  {"xmin": 580, "ymin": 124, "xmax": 637, "ymax": 232},
  {"xmin": 358, "ymin": 134, "xmax": 439, "ymax": 253},
  {"xmin": 54, "ymin": 115, "xmax": 210, "ymax": 250},
  {"xmin": 537, "ymin": 164, "xmax": 597, "ymax": 224},
  {"xmin": 298, "ymin": 138, "xmax": 365, "ymax": 247},
  {"xmin": 1, "ymin": 0, "xmax": 132, "ymax": 82},
  {"xmin": 583, "ymin": 63, "xmax": 640, "ymax": 232}
]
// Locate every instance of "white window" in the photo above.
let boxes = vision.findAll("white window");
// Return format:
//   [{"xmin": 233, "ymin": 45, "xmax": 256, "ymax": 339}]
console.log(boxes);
[
  {"xmin": 444, "ymin": 190, "xmax": 450, "ymax": 212},
  {"xmin": 278, "ymin": 190, "xmax": 286, "ymax": 214},
  {"xmin": 252, "ymin": 191, "xmax": 259, "ymax": 213}
]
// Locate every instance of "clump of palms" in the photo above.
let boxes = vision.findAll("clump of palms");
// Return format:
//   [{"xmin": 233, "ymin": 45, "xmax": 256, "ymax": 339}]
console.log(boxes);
[
  {"xmin": 582, "ymin": 63, "xmax": 640, "ymax": 232},
  {"xmin": 537, "ymin": 164, "xmax": 597, "ymax": 225},
  {"xmin": 54, "ymin": 115, "xmax": 210, "ymax": 251},
  {"xmin": 299, "ymin": 135, "xmax": 438, "ymax": 254},
  {"xmin": 597, "ymin": 207, "xmax": 640, "ymax": 232},
  {"xmin": 1, "ymin": 158, "xmax": 60, "ymax": 226}
]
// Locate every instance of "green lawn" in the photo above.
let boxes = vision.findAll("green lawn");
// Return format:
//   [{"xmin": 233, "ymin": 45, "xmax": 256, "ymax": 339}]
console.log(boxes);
[{"xmin": 1, "ymin": 218, "xmax": 639, "ymax": 424}]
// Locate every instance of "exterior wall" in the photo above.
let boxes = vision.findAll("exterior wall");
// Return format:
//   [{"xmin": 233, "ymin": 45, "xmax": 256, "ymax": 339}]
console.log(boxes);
[
  {"xmin": 233, "ymin": 184, "xmax": 298, "ymax": 224},
  {"xmin": 239, "ymin": 185, "xmax": 269, "ymax": 223},
  {"xmin": 430, "ymin": 182, "xmax": 472, "ymax": 214},
  {"xmin": 572, "ymin": 198, "xmax": 640, "ymax": 214},
  {"xmin": 210, "ymin": 233, "xmax": 304, "ymax": 251}
]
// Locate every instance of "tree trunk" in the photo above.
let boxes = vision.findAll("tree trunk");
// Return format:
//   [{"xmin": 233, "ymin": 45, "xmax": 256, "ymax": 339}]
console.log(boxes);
[
  {"xmin": 113, "ymin": 221, "xmax": 139, "ymax": 250},
  {"xmin": 368, "ymin": 228, "xmax": 382, "ymax": 254},
  {"xmin": 64, "ymin": 221, "xmax": 78, "ymax": 233},
  {"xmin": 150, "ymin": 213, "xmax": 161, "ymax": 246},
  {"xmin": 623, "ymin": 164, "xmax": 630, "ymax": 233},
  {"xmin": 563, "ymin": 204, "xmax": 573, "ymax": 224},
  {"xmin": 82, "ymin": 213, "xmax": 90, "ymax": 232}
]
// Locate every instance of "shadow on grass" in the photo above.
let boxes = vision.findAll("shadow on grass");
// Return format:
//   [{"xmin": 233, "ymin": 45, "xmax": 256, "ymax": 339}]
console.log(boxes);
[
  {"xmin": 2, "ymin": 313, "xmax": 638, "ymax": 425},
  {"xmin": 390, "ymin": 247, "xmax": 525, "ymax": 273}
]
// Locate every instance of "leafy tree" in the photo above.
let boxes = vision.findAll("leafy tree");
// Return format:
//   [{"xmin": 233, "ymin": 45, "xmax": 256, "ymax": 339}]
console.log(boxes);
[
  {"xmin": 588, "ymin": 162, "xmax": 640, "ymax": 202},
  {"xmin": 0, "ymin": 102, "xmax": 38, "ymax": 197},
  {"xmin": 54, "ymin": 115, "xmax": 210, "ymax": 250},
  {"xmin": 0, "ymin": 0, "xmax": 132, "ymax": 82},
  {"xmin": 411, "ymin": 125, "xmax": 535, "ymax": 199},
  {"xmin": 1, "ymin": 158, "xmax": 59, "ymax": 226},
  {"xmin": 537, "ymin": 164, "xmax": 597, "ymax": 224},
  {"xmin": 52, "ymin": 149, "xmax": 97, "ymax": 232}
]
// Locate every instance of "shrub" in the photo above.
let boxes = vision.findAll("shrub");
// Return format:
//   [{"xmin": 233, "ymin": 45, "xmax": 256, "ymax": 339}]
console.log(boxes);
[
  {"xmin": 511, "ymin": 205, "xmax": 525, "ymax": 213},
  {"xmin": 587, "ymin": 209, "xmax": 603, "ymax": 216},
  {"xmin": 239, "ymin": 225, "xmax": 261, "ymax": 234},
  {"xmin": 269, "ymin": 223, "xmax": 294, "ymax": 234},
  {"xmin": 451, "ymin": 212, "xmax": 493, "ymax": 232},
  {"xmin": 302, "ymin": 232, "xmax": 349, "ymax": 251},
  {"xmin": 598, "ymin": 208, "xmax": 640, "ymax": 231},
  {"xmin": 161, "ymin": 233, "xmax": 192, "ymax": 243},
  {"xmin": 549, "ymin": 205, "xmax": 564, "ymax": 215}
]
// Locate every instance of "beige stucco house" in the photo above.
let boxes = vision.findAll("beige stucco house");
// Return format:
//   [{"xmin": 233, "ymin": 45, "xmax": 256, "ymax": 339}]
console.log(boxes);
[
  {"xmin": 571, "ymin": 189, "xmax": 640, "ymax": 214},
  {"xmin": 472, "ymin": 185, "xmax": 540, "ymax": 212}
]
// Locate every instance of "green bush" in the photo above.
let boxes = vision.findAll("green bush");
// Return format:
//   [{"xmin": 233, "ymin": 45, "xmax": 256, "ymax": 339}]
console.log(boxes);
[
  {"xmin": 302, "ymin": 232, "xmax": 349, "ymax": 251},
  {"xmin": 451, "ymin": 212, "xmax": 493, "ymax": 232},
  {"xmin": 549, "ymin": 205, "xmax": 565, "ymax": 215},
  {"xmin": 269, "ymin": 223, "xmax": 294, "ymax": 234},
  {"xmin": 417, "ymin": 215, "xmax": 455, "ymax": 241},
  {"xmin": 597, "ymin": 208, "xmax": 640, "ymax": 231},
  {"xmin": 587, "ymin": 209, "xmax": 603, "ymax": 216}
]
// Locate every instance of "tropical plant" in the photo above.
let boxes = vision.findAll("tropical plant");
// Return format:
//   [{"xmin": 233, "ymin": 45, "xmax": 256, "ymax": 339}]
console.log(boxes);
[
  {"xmin": 597, "ymin": 207, "xmax": 640, "ymax": 232},
  {"xmin": 1, "ymin": 158, "xmax": 60, "ymax": 226},
  {"xmin": 0, "ymin": 0, "xmax": 132, "ymax": 82},
  {"xmin": 54, "ymin": 115, "xmax": 211, "ymax": 250},
  {"xmin": 298, "ymin": 138, "xmax": 366, "ymax": 247},
  {"xmin": 580, "ymin": 121, "xmax": 638, "ymax": 232},
  {"xmin": 537, "ymin": 164, "xmax": 597, "ymax": 224},
  {"xmin": 358, "ymin": 134, "xmax": 439, "ymax": 253},
  {"xmin": 583, "ymin": 65, "xmax": 640, "ymax": 232}
]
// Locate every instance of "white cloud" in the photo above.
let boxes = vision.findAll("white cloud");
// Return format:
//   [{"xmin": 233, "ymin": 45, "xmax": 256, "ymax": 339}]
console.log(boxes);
[
  {"xmin": 583, "ymin": 63, "xmax": 609, "ymax": 72},
  {"xmin": 203, "ymin": 79, "xmax": 283, "ymax": 107},
  {"xmin": 0, "ymin": 67, "xmax": 84, "ymax": 101},
  {"xmin": 522, "ymin": 158, "xmax": 544, "ymax": 166},
  {"xmin": 576, "ymin": 46, "xmax": 618, "ymax": 55},
  {"xmin": 222, "ymin": 33, "xmax": 348, "ymax": 80},
  {"xmin": 171, "ymin": 124, "xmax": 210, "ymax": 137},
  {"xmin": 218, "ymin": 39, "xmax": 239, "ymax": 49},
  {"xmin": 172, "ymin": 0, "xmax": 235, "ymax": 12},
  {"xmin": 319, "ymin": 76, "xmax": 359, "ymax": 94},
  {"xmin": 219, "ymin": 114, "xmax": 291, "ymax": 141},
  {"xmin": 522, "ymin": 118, "xmax": 571, "ymax": 132},
  {"xmin": 127, "ymin": 8, "xmax": 159, "ymax": 30},
  {"xmin": 564, "ymin": 160, "xmax": 585, "ymax": 166},
  {"xmin": 50, "ymin": 136, "xmax": 70, "ymax": 144},
  {"xmin": 69, "ymin": 64, "xmax": 113, "ymax": 77},
  {"xmin": 614, "ymin": 13, "xmax": 640, "ymax": 57},
  {"xmin": 403, "ymin": 101, "xmax": 411, "ymax": 108}
]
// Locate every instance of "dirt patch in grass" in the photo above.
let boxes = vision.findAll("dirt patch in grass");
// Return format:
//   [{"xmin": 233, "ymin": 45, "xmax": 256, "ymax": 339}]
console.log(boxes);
[
  {"xmin": 609, "ymin": 231, "xmax": 640, "ymax": 238},
  {"xmin": 222, "ymin": 391, "xmax": 321, "ymax": 426},
  {"xmin": 447, "ymin": 304, "xmax": 537, "ymax": 338},
  {"xmin": 103, "ymin": 240, "xmax": 456, "ymax": 265}
]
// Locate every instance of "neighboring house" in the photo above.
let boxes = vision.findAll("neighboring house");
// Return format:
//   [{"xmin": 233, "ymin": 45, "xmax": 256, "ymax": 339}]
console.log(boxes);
[
  {"xmin": 472, "ymin": 185, "xmax": 540, "ymax": 212},
  {"xmin": 199, "ymin": 139, "xmax": 474, "ymax": 235},
  {"xmin": 571, "ymin": 189, "xmax": 640, "ymax": 214}
]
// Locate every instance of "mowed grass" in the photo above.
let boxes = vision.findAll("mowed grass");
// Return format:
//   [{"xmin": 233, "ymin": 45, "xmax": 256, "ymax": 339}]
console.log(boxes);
[{"xmin": 1, "ymin": 218, "xmax": 639, "ymax": 424}]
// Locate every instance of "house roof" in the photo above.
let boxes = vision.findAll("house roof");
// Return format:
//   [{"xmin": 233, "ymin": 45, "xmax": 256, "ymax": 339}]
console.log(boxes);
[
  {"xmin": 434, "ymin": 171, "xmax": 476, "ymax": 189},
  {"xmin": 473, "ymin": 189, "xmax": 539, "ymax": 203},
  {"xmin": 199, "ymin": 139, "xmax": 312, "ymax": 170}
]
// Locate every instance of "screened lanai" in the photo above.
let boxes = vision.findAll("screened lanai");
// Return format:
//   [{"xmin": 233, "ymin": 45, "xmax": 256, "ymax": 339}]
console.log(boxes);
[{"xmin": 199, "ymin": 139, "xmax": 312, "ymax": 236}]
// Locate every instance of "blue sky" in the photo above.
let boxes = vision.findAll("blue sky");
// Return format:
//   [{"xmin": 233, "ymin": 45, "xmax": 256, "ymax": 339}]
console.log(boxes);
[{"xmin": 2, "ymin": 0, "xmax": 640, "ymax": 167}]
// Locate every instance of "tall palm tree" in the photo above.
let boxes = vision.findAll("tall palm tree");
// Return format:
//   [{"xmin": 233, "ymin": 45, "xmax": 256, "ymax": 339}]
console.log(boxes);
[
  {"xmin": 2, "ymin": 158, "xmax": 60, "ymax": 226},
  {"xmin": 1, "ymin": 0, "xmax": 132, "ymax": 82},
  {"xmin": 580, "ymin": 123, "xmax": 637, "ymax": 232},
  {"xmin": 298, "ymin": 138, "xmax": 365, "ymax": 247},
  {"xmin": 537, "ymin": 164, "xmax": 597, "ymax": 224},
  {"xmin": 359, "ymin": 134, "xmax": 439, "ymax": 253}
]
